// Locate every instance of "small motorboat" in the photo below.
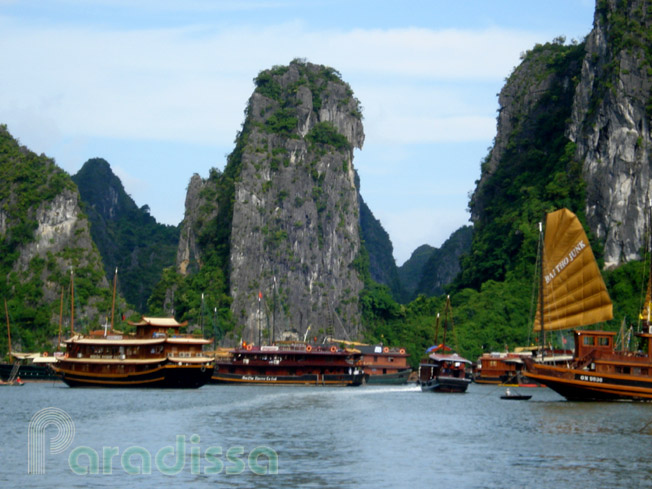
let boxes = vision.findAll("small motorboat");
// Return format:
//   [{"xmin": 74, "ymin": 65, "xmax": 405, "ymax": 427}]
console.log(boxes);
[{"xmin": 500, "ymin": 388, "xmax": 531, "ymax": 400}]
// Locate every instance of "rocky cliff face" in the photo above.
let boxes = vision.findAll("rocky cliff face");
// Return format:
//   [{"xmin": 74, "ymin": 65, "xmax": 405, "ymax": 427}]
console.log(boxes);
[
  {"xmin": 176, "ymin": 173, "xmax": 213, "ymax": 276},
  {"xmin": 0, "ymin": 126, "xmax": 111, "ymax": 345},
  {"xmin": 177, "ymin": 60, "xmax": 365, "ymax": 343},
  {"xmin": 568, "ymin": 0, "xmax": 652, "ymax": 268},
  {"xmin": 467, "ymin": 0, "xmax": 652, "ymax": 284}
]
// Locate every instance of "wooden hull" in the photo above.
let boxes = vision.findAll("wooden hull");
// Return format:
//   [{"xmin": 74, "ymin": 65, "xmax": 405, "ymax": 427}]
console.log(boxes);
[
  {"xmin": 474, "ymin": 372, "xmax": 542, "ymax": 387},
  {"xmin": 420, "ymin": 376, "xmax": 471, "ymax": 393},
  {"xmin": 0, "ymin": 363, "xmax": 59, "ymax": 382},
  {"xmin": 54, "ymin": 364, "xmax": 213, "ymax": 388},
  {"xmin": 211, "ymin": 371, "xmax": 365, "ymax": 386},
  {"xmin": 366, "ymin": 369, "xmax": 411, "ymax": 385},
  {"xmin": 524, "ymin": 360, "xmax": 652, "ymax": 401},
  {"xmin": 419, "ymin": 353, "xmax": 472, "ymax": 393}
]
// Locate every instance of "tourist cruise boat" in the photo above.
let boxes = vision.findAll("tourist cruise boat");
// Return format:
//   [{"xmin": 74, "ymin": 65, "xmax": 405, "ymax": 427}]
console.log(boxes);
[
  {"xmin": 52, "ymin": 316, "xmax": 214, "ymax": 388},
  {"xmin": 211, "ymin": 343, "xmax": 366, "ymax": 386}
]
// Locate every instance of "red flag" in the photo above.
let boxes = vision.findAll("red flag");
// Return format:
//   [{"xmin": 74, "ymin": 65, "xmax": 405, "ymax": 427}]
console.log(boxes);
[{"xmin": 258, "ymin": 291, "xmax": 262, "ymax": 301}]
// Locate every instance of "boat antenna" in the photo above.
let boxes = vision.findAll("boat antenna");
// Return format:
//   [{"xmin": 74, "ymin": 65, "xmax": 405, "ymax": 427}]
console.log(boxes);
[
  {"xmin": 200, "ymin": 292, "xmax": 205, "ymax": 338},
  {"xmin": 442, "ymin": 297, "xmax": 449, "ymax": 348},
  {"xmin": 70, "ymin": 268, "xmax": 75, "ymax": 334},
  {"xmin": 448, "ymin": 296, "xmax": 461, "ymax": 352},
  {"xmin": 646, "ymin": 203, "xmax": 652, "ymax": 334},
  {"xmin": 58, "ymin": 286, "xmax": 64, "ymax": 349},
  {"xmin": 272, "ymin": 276, "xmax": 277, "ymax": 345},
  {"xmin": 111, "ymin": 267, "xmax": 118, "ymax": 333},
  {"xmin": 538, "ymin": 220, "xmax": 545, "ymax": 359},
  {"xmin": 258, "ymin": 290, "xmax": 262, "ymax": 345},
  {"xmin": 5, "ymin": 298, "xmax": 12, "ymax": 358}
]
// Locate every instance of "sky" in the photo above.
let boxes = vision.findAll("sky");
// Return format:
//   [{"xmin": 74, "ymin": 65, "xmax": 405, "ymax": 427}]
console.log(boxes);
[{"xmin": 0, "ymin": 0, "xmax": 596, "ymax": 265}]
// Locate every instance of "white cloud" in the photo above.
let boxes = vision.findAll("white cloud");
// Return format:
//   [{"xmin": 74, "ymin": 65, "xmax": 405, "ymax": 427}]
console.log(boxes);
[{"xmin": 0, "ymin": 16, "xmax": 541, "ymax": 154}]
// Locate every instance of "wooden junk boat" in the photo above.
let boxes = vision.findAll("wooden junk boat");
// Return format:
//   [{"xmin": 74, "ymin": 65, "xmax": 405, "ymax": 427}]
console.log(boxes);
[
  {"xmin": 474, "ymin": 347, "xmax": 572, "ymax": 387},
  {"xmin": 52, "ymin": 316, "xmax": 214, "ymax": 388},
  {"xmin": 1, "ymin": 298, "xmax": 60, "ymax": 382},
  {"xmin": 418, "ymin": 296, "xmax": 472, "ymax": 393},
  {"xmin": 211, "ymin": 343, "xmax": 366, "ymax": 386},
  {"xmin": 357, "ymin": 345, "xmax": 411, "ymax": 384},
  {"xmin": 324, "ymin": 339, "xmax": 411, "ymax": 384},
  {"xmin": 523, "ymin": 208, "xmax": 652, "ymax": 401}
]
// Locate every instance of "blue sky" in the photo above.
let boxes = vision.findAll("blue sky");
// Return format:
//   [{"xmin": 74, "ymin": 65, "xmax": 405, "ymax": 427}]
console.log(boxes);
[{"xmin": 0, "ymin": 0, "xmax": 596, "ymax": 264}]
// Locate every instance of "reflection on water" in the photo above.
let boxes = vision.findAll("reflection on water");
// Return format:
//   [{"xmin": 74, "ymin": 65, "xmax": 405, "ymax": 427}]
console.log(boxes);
[{"xmin": 3, "ymin": 382, "xmax": 652, "ymax": 488}]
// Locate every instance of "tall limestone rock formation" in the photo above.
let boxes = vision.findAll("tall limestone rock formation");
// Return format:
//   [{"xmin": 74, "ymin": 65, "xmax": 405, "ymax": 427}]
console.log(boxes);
[
  {"xmin": 568, "ymin": 0, "xmax": 652, "ymax": 268},
  {"xmin": 0, "ymin": 125, "xmax": 112, "ymax": 351},
  {"xmin": 460, "ymin": 0, "xmax": 652, "ymax": 292},
  {"xmin": 176, "ymin": 60, "xmax": 365, "ymax": 343}
]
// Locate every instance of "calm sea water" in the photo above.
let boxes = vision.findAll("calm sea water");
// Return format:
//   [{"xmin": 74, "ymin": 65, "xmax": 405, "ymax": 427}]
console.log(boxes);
[{"xmin": 2, "ymin": 381, "xmax": 652, "ymax": 488}]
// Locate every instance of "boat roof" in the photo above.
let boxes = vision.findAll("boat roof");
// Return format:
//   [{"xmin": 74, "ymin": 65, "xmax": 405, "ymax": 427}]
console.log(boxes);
[
  {"xmin": 167, "ymin": 355, "xmax": 214, "ymax": 363},
  {"xmin": 426, "ymin": 353, "xmax": 472, "ymax": 364},
  {"xmin": 166, "ymin": 337, "xmax": 212, "ymax": 345},
  {"xmin": 234, "ymin": 345, "xmax": 360, "ymax": 355},
  {"xmin": 66, "ymin": 337, "xmax": 166, "ymax": 346},
  {"xmin": 11, "ymin": 352, "xmax": 58, "ymax": 363},
  {"xmin": 58, "ymin": 357, "xmax": 167, "ymax": 365},
  {"xmin": 356, "ymin": 345, "xmax": 408, "ymax": 355},
  {"xmin": 128, "ymin": 316, "xmax": 188, "ymax": 328}
]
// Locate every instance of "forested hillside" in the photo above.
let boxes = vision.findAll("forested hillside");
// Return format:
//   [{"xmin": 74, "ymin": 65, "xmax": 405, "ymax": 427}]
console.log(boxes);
[{"xmin": 72, "ymin": 158, "xmax": 179, "ymax": 312}]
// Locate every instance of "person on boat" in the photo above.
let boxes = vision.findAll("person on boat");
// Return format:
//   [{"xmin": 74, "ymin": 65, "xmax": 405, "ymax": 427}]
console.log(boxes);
[{"xmin": 505, "ymin": 387, "xmax": 511, "ymax": 396}]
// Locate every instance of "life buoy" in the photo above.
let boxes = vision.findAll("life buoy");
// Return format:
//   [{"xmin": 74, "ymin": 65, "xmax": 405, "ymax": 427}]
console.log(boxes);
[
  {"xmin": 306, "ymin": 345, "xmax": 312, "ymax": 352},
  {"xmin": 42, "ymin": 351, "xmax": 48, "ymax": 357},
  {"xmin": 246, "ymin": 344, "xmax": 253, "ymax": 351},
  {"xmin": 383, "ymin": 347, "xmax": 389, "ymax": 353},
  {"xmin": 330, "ymin": 346, "xmax": 337, "ymax": 353},
  {"xmin": 399, "ymin": 348, "xmax": 406, "ymax": 355}
]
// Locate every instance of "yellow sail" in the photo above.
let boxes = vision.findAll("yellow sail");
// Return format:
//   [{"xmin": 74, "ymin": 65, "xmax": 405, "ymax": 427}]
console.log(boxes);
[{"xmin": 533, "ymin": 208, "xmax": 613, "ymax": 332}]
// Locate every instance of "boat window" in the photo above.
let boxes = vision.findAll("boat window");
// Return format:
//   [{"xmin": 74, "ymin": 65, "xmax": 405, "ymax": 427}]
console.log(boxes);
[
  {"xmin": 582, "ymin": 336, "xmax": 594, "ymax": 346},
  {"xmin": 598, "ymin": 337, "xmax": 610, "ymax": 346}
]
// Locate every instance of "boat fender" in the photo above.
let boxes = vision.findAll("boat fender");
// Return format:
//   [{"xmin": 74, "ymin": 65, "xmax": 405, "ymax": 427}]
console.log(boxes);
[
  {"xmin": 42, "ymin": 351, "xmax": 48, "ymax": 357},
  {"xmin": 383, "ymin": 347, "xmax": 389, "ymax": 353},
  {"xmin": 246, "ymin": 344, "xmax": 253, "ymax": 351},
  {"xmin": 306, "ymin": 345, "xmax": 312, "ymax": 352},
  {"xmin": 330, "ymin": 346, "xmax": 337, "ymax": 353}
]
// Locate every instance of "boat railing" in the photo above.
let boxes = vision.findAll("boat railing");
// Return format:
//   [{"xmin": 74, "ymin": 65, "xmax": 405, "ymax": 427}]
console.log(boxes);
[
  {"xmin": 244, "ymin": 344, "xmax": 348, "ymax": 353},
  {"xmin": 166, "ymin": 351, "xmax": 208, "ymax": 358}
]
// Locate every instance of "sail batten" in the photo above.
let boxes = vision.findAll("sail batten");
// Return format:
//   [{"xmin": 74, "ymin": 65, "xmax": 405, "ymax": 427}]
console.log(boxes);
[{"xmin": 534, "ymin": 209, "xmax": 613, "ymax": 332}]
